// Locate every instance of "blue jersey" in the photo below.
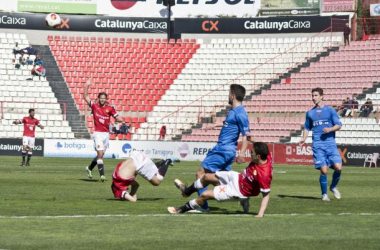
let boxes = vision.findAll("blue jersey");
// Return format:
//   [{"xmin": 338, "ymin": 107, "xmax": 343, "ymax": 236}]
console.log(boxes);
[
  {"xmin": 304, "ymin": 105, "xmax": 342, "ymax": 146},
  {"xmin": 217, "ymin": 105, "xmax": 250, "ymax": 148}
]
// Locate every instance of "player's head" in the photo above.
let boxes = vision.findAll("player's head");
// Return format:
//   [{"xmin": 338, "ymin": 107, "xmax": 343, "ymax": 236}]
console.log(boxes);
[
  {"xmin": 346, "ymin": 23, "xmax": 349, "ymax": 27},
  {"xmin": 251, "ymin": 142, "xmax": 269, "ymax": 164},
  {"xmin": 229, "ymin": 84, "xmax": 246, "ymax": 105},
  {"xmin": 98, "ymin": 92, "xmax": 107, "ymax": 106},
  {"xmin": 28, "ymin": 108, "xmax": 35, "ymax": 118},
  {"xmin": 311, "ymin": 87, "xmax": 323, "ymax": 106}
]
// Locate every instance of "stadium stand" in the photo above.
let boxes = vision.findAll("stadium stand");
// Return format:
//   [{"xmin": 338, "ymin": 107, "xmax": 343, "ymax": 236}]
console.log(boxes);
[
  {"xmin": 0, "ymin": 33, "xmax": 75, "ymax": 139},
  {"xmin": 138, "ymin": 34, "xmax": 343, "ymax": 140},
  {"xmin": 181, "ymin": 35, "xmax": 380, "ymax": 144},
  {"xmin": 49, "ymin": 36, "xmax": 199, "ymax": 140}
]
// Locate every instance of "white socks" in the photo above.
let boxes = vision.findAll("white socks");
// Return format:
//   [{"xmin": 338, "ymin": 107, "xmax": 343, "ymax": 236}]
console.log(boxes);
[
  {"xmin": 156, "ymin": 173, "xmax": 164, "ymax": 181},
  {"xmin": 189, "ymin": 199, "xmax": 200, "ymax": 209},
  {"xmin": 194, "ymin": 179, "xmax": 203, "ymax": 189}
]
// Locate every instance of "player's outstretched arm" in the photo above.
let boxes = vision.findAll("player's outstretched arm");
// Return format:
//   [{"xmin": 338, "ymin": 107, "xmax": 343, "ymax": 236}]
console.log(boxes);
[
  {"xmin": 38, "ymin": 124, "xmax": 44, "ymax": 130},
  {"xmin": 12, "ymin": 120, "xmax": 21, "ymax": 125},
  {"xmin": 128, "ymin": 180, "xmax": 139, "ymax": 197},
  {"xmin": 299, "ymin": 129, "xmax": 309, "ymax": 146},
  {"xmin": 124, "ymin": 181, "xmax": 139, "ymax": 202},
  {"xmin": 124, "ymin": 192, "xmax": 137, "ymax": 202},
  {"xmin": 236, "ymin": 136, "xmax": 248, "ymax": 164},
  {"xmin": 255, "ymin": 192, "xmax": 270, "ymax": 218},
  {"xmin": 115, "ymin": 116, "xmax": 123, "ymax": 123},
  {"xmin": 83, "ymin": 78, "xmax": 92, "ymax": 106}
]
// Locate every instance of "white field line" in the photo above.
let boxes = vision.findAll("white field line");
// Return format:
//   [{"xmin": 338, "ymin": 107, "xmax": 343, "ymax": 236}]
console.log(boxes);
[{"xmin": 0, "ymin": 213, "xmax": 379, "ymax": 219}]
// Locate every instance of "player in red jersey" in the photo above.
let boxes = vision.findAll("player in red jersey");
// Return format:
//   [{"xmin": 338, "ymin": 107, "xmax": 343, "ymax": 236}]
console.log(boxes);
[
  {"xmin": 111, "ymin": 151, "xmax": 173, "ymax": 201},
  {"xmin": 84, "ymin": 79, "xmax": 123, "ymax": 182},
  {"xmin": 169, "ymin": 142, "xmax": 273, "ymax": 217},
  {"xmin": 12, "ymin": 108, "xmax": 44, "ymax": 166}
]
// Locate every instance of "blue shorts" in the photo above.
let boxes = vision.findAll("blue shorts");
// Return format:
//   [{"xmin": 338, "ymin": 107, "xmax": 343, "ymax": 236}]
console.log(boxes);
[
  {"xmin": 313, "ymin": 144, "xmax": 342, "ymax": 169},
  {"xmin": 201, "ymin": 146, "xmax": 236, "ymax": 173}
]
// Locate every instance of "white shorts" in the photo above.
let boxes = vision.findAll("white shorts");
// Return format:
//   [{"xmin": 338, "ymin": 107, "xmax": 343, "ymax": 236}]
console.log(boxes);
[
  {"xmin": 130, "ymin": 151, "xmax": 158, "ymax": 181},
  {"xmin": 22, "ymin": 136, "xmax": 35, "ymax": 148},
  {"xmin": 93, "ymin": 132, "xmax": 109, "ymax": 151},
  {"xmin": 213, "ymin": 171, "xmax": 247, "ymax": 201}
]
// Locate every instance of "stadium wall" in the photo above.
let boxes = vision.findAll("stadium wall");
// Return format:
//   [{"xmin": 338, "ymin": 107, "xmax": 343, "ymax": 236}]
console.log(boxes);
[{"xmin": 0, "ymin": 138, "xmax": 373, "ymax": 166}]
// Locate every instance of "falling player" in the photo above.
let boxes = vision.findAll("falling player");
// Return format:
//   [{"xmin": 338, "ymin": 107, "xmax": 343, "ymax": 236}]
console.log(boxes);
[
  {"xmin": 12, "ymin": 108, "xmax": 44, "ymax": 166},
  {"xmin": 299, "ymin": 87, "xmax": 343, "ymax": 201},
  {"xmin": 84, "ymin": 79, "xmax": 123, "ymax": 182},
  {"xmin": 111, "ymin": 151, "xmax": 173, "ymax": 201},
  {"xmin": 169, "ymin": 142, "xmax": 272, "ymax": 217}
]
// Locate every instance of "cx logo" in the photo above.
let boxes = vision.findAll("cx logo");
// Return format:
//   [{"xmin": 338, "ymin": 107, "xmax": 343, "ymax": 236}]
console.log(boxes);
[
  {"xmin": 202, "ymin": 20, "xmax": 219, "ymax": 32},
  {"xmin": 58, "ymin": 18, "xmax": 70, "ymax": 29},
  {"xmin": 338, "ymin": 148, "xmax": 347, "ymax": 163}
]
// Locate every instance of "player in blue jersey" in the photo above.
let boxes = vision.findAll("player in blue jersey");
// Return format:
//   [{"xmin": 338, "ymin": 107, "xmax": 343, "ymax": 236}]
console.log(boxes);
[
  {"xmin": 299, "ymin": 88, "xmax": 343, "ymax": 201},
  {"xmin": 175, "ymin": 84, "xmax": 251, "ymax": 212}
]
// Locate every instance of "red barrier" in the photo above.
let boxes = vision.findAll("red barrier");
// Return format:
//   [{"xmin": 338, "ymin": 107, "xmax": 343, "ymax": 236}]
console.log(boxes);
[{"xmin": 237, "ymin": 143, "xmax": 314, "ymax": 165}]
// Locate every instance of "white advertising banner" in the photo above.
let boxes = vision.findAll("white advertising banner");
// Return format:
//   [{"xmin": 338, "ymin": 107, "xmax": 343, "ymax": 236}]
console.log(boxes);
[
  {"xmin": 1, "ymin": 0, "xmax": 261, "ymax": 18},
  {"xmin": 17, "ymin": 0, "xmax": 97, "ymax": 14},
  {"xmin": 97, "ymin": 0, "xmax": 261, "ymax": 18},
  {"xmin": 113, "ymin": 140, "xmax": 216, "ymax": 161},
  {"xmin": 44, "ymin": 139, "xmax": 216, "ymax": 161},
  {"xmin": 44, "ymin": 139, "xmax": 117, "ymax": 158},
  {"xmin": 370, "ymin": 4, "xmax": 380, "ymax": 17}
]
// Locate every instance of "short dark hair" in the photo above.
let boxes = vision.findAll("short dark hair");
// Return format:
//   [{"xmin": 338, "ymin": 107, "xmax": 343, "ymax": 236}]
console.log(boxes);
[
  {"xmin": 28, "ymin": 108, "xmax": 35, "ymax": 113},
  {"xmin": 230, "ymin": 84, "xmax": 246, "ymax": 102},
  {"xmin": 311, "ymin": 87, "xmax": 323, "ymax": 96},
  {"xmin": 253, "ymin": 142, "xmax": 269, "ymax": 161},
  {"xmin": 98, "ymin": 92, "xmax": 107, "ymax": 99}
]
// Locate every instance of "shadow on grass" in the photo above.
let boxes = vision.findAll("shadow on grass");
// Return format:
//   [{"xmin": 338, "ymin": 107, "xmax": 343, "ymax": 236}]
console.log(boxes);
[
  {"xmin": 78, "ymin": 179, "xmax": 99, "ymax": 182},
  {"xmin": 106, "ymin": 198, "xmax": 164, "ymax": 201},
  {"xmin": 278, "ymin": 194, "xmax": 319, "ymax": 200}
]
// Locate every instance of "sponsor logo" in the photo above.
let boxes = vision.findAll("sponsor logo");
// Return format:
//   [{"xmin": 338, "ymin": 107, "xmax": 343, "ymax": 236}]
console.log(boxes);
[
  {"xmin": 193, "ymin": 147, "xmax": 212, "ymax": 155},
  {"xmin": 291, "ymin": 10, "xmax": 299, "ymax": 15},
  {"xmin": 202, "ymin": 20, "xmax": 219, "ymax": 32},
  {"xmin": 0, "ymin": 144, "xmax": 42, "ymax": 151},
  {"xmin": 56, "ymin": 142, "xmax": 87, "ymax": 150},
  {"xmin": 55, "ymin": 18, "xmax": 70, "ymax": 29},
  {"xmin": 122, "ymin": 143, "xmax": 132, "ymax": 154},
  {"xmin": 178, "ymin": 143, "xmax": 189, "ymax": 158},
  {"xmin": 339, "ymin": 148, "xmax": 371, "ymax": 161},
  {"xmin": 95, "ymin": 19, "xmax": 167, "ymax": 30},
  {"xmin": 286, "ymin": 146, "xmax": 292, "ymax": 155},
  {"xmin": 111, "ymin": 0, "xmax": 143, "ymax": 10},
  {"xmin": 338, "ymin": 148, "xmax": 347, "ymax": 163},
  {"xmin": 374, "ymin": 4, "xmax": 380, "ymax": 14},
  {"xmin": 286, "ymin": 145, "xmax": 312, "ymax": 156},
  {"xmin": 152, "ymin": 149, "xmax": 174, "ymax": 157},
  {"xmin": 157, "ymin": 0, "xmax": 255, "ymax": 5},
  {"xmin": 244, "ymin": 20, "xmax": 311, "ymax": 31},
  {"xmin": 0, "ymin": 15, "xmax": 26, "ymax": 26}
]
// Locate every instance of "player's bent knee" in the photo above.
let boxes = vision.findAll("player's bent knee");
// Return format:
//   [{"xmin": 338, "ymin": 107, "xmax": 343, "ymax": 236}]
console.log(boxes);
[
  {"xmin": 200, "ymin": 190, "xmax": 214, "ymax": 200},
  {"xmin": 149, "ymin": 178, "xmax": 161, "ymax": 186},
  {"xmin": 334, "ymin": 165, "xmax": 342, "ymax": 172}
]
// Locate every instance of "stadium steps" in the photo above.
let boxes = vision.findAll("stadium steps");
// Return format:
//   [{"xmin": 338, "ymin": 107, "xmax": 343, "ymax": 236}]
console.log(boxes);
[
  {"xmin": 354, "ymin": 82, "xmax": 380, "ymax": 99},
  {"xmin": 33, "ymin": 45, "xmax": 91, "ymax": 139},
  {"xmin": 176, "ymin": 46, "xmax": 340, "ymax": 142}
]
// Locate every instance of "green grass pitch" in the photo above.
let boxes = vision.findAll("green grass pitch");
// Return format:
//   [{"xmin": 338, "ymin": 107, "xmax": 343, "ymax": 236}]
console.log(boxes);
[{"xmin": 0, "ymin": 156, "xmax": 379, "ymax": 250}]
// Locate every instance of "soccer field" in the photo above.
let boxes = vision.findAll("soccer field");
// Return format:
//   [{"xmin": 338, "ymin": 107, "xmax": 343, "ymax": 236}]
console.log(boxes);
[{"xmin": 0, "ymin": 156, "xmax": 379, "ymax": 250}]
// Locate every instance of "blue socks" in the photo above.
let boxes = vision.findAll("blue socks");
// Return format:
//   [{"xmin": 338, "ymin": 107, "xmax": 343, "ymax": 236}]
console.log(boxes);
[
  {"xmin": 197, "ymin": 187, "xmax": 209, "ymax": 210},
  {"xmin": 319, "ymin": 174, "xmax": 328, "ymax": 195},
  {"xmin": 330, "ymin": 171, "xmax": 341, "ymax": 189}
]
